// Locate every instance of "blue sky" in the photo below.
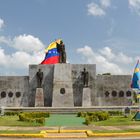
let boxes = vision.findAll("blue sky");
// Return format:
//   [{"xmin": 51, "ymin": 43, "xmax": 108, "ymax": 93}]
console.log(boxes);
[{"xmin": 0, "ymin": 0, "xmax": 140, "ymax": 75}]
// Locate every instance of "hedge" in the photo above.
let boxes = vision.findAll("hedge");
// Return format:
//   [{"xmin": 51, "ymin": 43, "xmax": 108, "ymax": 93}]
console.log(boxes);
[
  {"xmin": 4, "ymin": 112, "xmax": 20, "ymax": 116},
  {"xmin": 108, "ymin": 111, "xmax": 122, "ymax": 116},
  {"xmin": 18, "ymin": 112, "xmax": 50, "ymax": 125},
  {"xmin": 77, "ymin": 111, "xmax": 110, "ymax": 125}
]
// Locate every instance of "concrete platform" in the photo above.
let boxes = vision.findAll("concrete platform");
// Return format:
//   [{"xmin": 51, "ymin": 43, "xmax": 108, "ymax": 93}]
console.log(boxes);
[{"xmin": 1, "ymin": 106, "xmax": 138, "ymax": 114}]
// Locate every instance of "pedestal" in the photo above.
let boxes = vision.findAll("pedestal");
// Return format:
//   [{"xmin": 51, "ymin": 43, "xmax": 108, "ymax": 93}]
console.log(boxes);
[
  {"xmin": 82, "ymin": 87, "xmax": 91, "ymax": 107},
  {"xmin": 35, "ymin": 88, "xmax": 44, "ymax": 107},
  {"xmin": 52, "ymin": 64, "xmax": 74, "ymax": 107}
]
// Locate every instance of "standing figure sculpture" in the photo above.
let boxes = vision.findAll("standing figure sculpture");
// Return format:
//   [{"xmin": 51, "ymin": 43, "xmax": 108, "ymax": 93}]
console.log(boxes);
[
  {"xmin": 36, "ymin": 69, "xmax": 43, "ymax": 88},
  {"xmin": 56, "ymin": 39, "xmax": 66, "ymax": 63},
  {"xmin": 81, "ymin": 68, "xmax": 89, "ymax": 87}
]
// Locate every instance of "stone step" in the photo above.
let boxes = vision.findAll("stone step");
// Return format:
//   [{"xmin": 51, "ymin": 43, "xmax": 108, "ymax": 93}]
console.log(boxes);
[{"xmin": 2, "ymin": 106, "xmax": 138, "ymax": 114}]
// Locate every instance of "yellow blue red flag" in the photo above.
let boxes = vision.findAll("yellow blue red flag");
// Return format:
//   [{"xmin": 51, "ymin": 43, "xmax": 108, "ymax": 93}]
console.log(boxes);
[
  {"xmin": 131, "ymin": 60, "xmax": 140, "ymax": 89},
  {"xmin": 41, "ymin": 40, "xmax": 61, "ymax": 64}
]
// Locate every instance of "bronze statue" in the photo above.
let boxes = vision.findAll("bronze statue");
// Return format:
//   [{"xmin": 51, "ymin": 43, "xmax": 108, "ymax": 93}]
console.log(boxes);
[
  {"xmin": 57, "ymin": 40, "xmax": 66, "ymax": 63},
  {"xmin": 81, "ymin": 68, "xmax": 89, "ymax": 87},
  {"xmin": 36, "ymin": 69, "xmax": 43, "ymax": 88}
]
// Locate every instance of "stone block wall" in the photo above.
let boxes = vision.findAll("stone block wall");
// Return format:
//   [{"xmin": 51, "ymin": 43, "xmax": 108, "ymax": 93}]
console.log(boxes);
[
  {"xmin": 96, "ymin": 75, "xmax": 133, "ymax": 106},
  {"xmin": 0, "ymin": 76, "xmax": 29, "ymax": 107},
  {"xmin": 71, "ymin": 64, "xmax": 96, "ymax": 106},
  {"xmin": 29, "ymin": 64, "xmax": 54, "ymax": 107},
  {"xmin": 0, "ymin": 64, "xmax": 133, "ymax": 107}
]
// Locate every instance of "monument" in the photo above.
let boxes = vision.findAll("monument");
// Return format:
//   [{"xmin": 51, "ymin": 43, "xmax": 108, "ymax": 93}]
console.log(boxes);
[
  {"xmin": 52, "ymin": 64, "xmax": 74, "ymax": 107},
  {"xmin": 81, "ymin": 68, "xmax": 91, "ymax": 107},
  {"xmin": 0, "ymin": 39, "xmax": 133, "ymax": 107},
  {"xmin": 57, "ymin": 40, "xmax": 66, "ymax": 63},
  {"xmin": 81, "ymin": 68, "xmax": 89, "ymax": 87},
  {"xmin": 35, "ymin": 69, "xmax": 44, "ymax": 107},
  {"xmin": 36, "ymin": 69, "xmax": 43, "ymax": 88}
]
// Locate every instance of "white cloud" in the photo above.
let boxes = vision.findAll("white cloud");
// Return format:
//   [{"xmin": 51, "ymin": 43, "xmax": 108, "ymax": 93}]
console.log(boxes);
[
  {"xmin": 0, "ymin": 34, "xmax": 45, "ymax": 73},
  {"xmin": 129, "ymin": 0, "xmax": 140, "ymax": 15},
  {"xmin": 10, "ymin": 51, "xmax": 44, "ymax": 69},
  {"xmin": 0, "ymin": 36, "xmax": 11, "ymax": 45},
  {"xmin": 0, "ymin": 48, "xmax": 9, "ymax": 66},
  {"xmin": 87, "ymin": 2, "xmax": 106, "ymax": 16},
  {"xmin": 100, "ymin": 0, "xmax": 111, "ymax": 8},
  {"xmin": 12, "ymin": 34, "xmax": 45, "ymax": 52},
  {"xmin": 99, "ymin": 47, "xmax": 115, "ymax": 60},
  {"xmin": 77, "ymin": 45, "xmax": 135, "ymax": 74},
  {"xmin": 0, "ymin": 18, "xmax": 4, "ymax": 30},
  {"xmin": 87, "ymin": 0, "xmax": 111, "ymax": 16},
  {"xmin": 116, "ymin": 52, "xmax": 133, "ymax": 64},
  {"xmin": 0, "ymin": 48, "xmax": 44, "ymax": 70}
]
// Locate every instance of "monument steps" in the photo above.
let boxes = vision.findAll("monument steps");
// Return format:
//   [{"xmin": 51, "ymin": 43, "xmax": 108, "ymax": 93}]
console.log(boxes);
[{"xmin": 1, "ymin": 106, "xmax": 138, "ymax": 114}]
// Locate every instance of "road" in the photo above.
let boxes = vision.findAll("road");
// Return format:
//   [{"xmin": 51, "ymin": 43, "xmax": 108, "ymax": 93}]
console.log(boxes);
[{"xmin": 1, "ymin": 137, "xmax": 140, "ymax": 140}]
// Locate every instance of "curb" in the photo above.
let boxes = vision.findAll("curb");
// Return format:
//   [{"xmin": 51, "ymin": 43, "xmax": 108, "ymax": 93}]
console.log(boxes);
[
  {"xmin": 42, "ymin": 130, "xmax": 88, "ymax": 138},
  {"xmin": 0, "ymin": 134, "xmax": 45, "ymax": 138},
  {"xmin": 87, "ymin": 130, "xmax": 140, "ymax": 137},
  {"xmin": 1, "ymin": 130, "xmax": 140, "ymax": 138}
]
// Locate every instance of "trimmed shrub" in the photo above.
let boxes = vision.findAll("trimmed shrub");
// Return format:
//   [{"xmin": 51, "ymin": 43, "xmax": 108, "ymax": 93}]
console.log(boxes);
[
  {"xmin": 18, "ymin": 112, "xmax": 49, "ymax": 125},
  {"xmin": 96, "ymin": 112, "xmax": 109, "ymax": 121},
  {"xmin": 108, "ymin": 111, "xmax": 122, "ymax": 116},
  {"xmin": 84, "ymin": 111, "xmax": 110, "ymax": 125},
  {"xmin": 85, "ymin": 116, "xmax": 93, "ymax": 125},
  {"xmin": 36, "ymin": 118, "xmax": 45, "ymax": 125},
  {"xmin": 4, "ymin": 112, "xmax": 20, "ymax": 116},
  {"xmin": 77, "ymin": 112, "xmax": 86, "ymax": 117}
]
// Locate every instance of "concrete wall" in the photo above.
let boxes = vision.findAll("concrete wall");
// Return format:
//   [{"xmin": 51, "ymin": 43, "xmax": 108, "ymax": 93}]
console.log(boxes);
[
  {"xmin": 0, "ymin": 64, "xmax": 133, "ymax": 107},
  {"xmin": 29, "ymin": 65, "xmax": 54, "ymax": 107},
  {"xmin": 71, "ymin": 64, "xmax": 96, "ymax": 106},
  {"xmin": 96, "ymin": 75, "xmax": 133, "ymax": 106},
  {"xmin": 52, "ymin": 64, "xmax": 74, "ymax": 107},
  {"xmin": 29, "ymin": 64, "xmax": 96, "ymax": 107},
  {"xmin": 0, "ymin": 76, "xmax": 29, "ymax": 107}
]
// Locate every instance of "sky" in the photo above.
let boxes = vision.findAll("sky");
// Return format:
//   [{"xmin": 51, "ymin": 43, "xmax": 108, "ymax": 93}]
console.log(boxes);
[{"xmin": 0, "ymin": 0, "xmax": 140, "ymax": 75}]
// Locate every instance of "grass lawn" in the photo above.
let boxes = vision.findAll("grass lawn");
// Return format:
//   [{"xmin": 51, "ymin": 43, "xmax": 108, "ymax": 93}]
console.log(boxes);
[
  {"xmin": 0, "ymin": 130, "xmax": 40, "ymax": 134},
  {"xmin": 45, "ymin": 114, "xmax": 85, "ymax": 126},
  {"xmin": 92, "ymin": 129, "xmax": 140, "ymax": 133},
  {"xmin": 93, "ymin": 115, "xmax": 140, "ymax": 126},
  {"xmin": 1, "ymin": 114, "xmax": 140, "ymax": 128},
  {"xmin": 0, "ymin": 116, "xmax": 41, "ymax": 126}
]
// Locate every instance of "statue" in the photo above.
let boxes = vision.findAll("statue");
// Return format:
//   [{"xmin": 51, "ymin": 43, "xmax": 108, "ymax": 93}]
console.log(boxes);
[
  {"xmin": 36, "ymin": 69, "xmax": 43, "ymax": 88},
  {"xmin": 56, "ymin": 40, "xmax": 66, "ymax": 63},
  {"xmin": 40, "ymin": 39, "xmax": 67, "ymax": 64},
  {"xmin": 81, "ymin": 68, "xmax": 89, "ymax": 87}
]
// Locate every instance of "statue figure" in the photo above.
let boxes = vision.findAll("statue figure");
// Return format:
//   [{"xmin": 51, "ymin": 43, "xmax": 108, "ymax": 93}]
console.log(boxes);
[
  {"xmin": 36, "ymin": 69, "xmax": 43, "ymax": 88},
  {"xmin": 56, "ymin": 39, "xmax": 66, "ymax": 63},
  {"xmin": 81, "ymin": 68, "xmax": 89, "ymax": 87}
]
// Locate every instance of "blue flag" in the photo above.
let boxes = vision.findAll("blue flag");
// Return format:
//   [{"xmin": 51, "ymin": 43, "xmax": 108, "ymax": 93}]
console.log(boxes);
[{"xmin": 131, "ymin": 60, "xmax": 140, "ymax": 89}]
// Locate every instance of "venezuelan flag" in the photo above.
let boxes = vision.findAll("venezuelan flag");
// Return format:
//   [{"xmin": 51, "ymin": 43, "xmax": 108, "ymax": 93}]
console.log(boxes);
[
  {"xmin": 131, "ymin": 60, "xmax": 140, "ymax": 89},
  {"xmin": 41, "ymin": 41, "xmax": 60, "ymax": 64}
]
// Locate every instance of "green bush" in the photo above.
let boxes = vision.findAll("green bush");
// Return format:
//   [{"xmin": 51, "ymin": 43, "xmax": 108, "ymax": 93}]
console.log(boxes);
[
  {"xmin": 96, "ymin": 112, "xmax": 109, "ymax": 121},
  {"xmin": 4, "ymin": 112, "xmax": 20, "ymax": 116},
  {"xmin": 108, "ymin": 111, "xmax": 122, "ymax": 116},
  {"xmin": 85, "ymin": 116, "xmax": 93, "ymax": 125},
  {"xmin": 84, "ymin": 111, "xmax": 110, "ymax": 125},
  {"xmin": 36, "ymin": 118, "xmax": 45, "ymax": 124},
  {"xmin": 77, "ymin": 112, "xmax": 86, "ymax": 117},
  {"xmin": 18, "ymin": 112, "xmax": 49, "ymax": 125}
]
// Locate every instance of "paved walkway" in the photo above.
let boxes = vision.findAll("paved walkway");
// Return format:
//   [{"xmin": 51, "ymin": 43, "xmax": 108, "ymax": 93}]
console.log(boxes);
[{"xmin": 0, "ymin": 125, "xmax": 140, "ymax": 131}]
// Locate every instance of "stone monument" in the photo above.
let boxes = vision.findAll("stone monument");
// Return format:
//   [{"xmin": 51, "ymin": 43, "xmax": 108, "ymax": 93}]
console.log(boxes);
[
  {"xmin": 82, "ymin": 88, "xmax": 91, "ymax": 107},
  {"xmin": 81, "ymin": 68, "xmax": 89, "ymax": 87},
  {"xmin": 52, "ymin": 64, "xmax": 74, "ymax": 107},
  {"xmin": 81, "ymin": 68, "xmax": 91, "ymax": 107},
  {"xmin": 57, "ymin": 40, "xmax": 66, "ymax": 63},
  {"xmin": 35, "ymin": 69, "xmax": 44, "ymax": 107}
]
